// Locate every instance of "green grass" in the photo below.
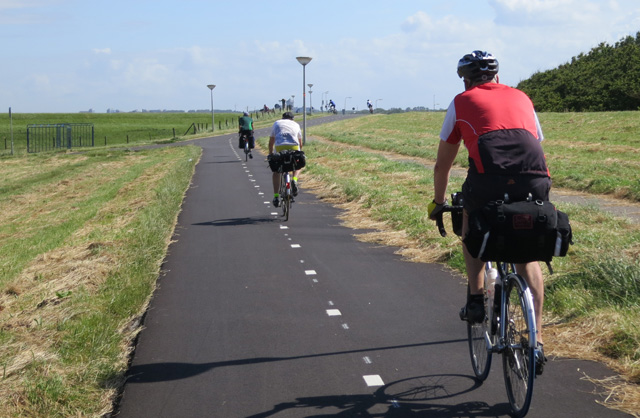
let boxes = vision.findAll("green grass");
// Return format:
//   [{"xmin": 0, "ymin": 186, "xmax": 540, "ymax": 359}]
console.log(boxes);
[
  {"xmin": 310, "ymin": 112, "xmax": 640, "ymax": 202},
  {"xmin": 0, "ymin": 111, "xmax": 283, "ymax": 155}
]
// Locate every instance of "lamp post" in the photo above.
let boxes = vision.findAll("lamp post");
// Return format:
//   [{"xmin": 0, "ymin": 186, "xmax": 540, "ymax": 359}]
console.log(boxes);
[
  {"xmin": 296, "ymin": 56, "xmax": 312, "ymax": 145},
  {"xmin": 376, "ymin": 98, "xmax": 383, "ymax": 112},
  {"xmin": 344, "ymin": 96, "xmax": 351, "ymax": 114},
  {"xmin": 207, "ymin": 84, "xmax": 216, "ymax": 132},
  {"xmin": 324, "ymin": 91, "xmax": 329, "ymax": 112},
  {"xmin": 307, "ymin": 83, "xmax": 313, "ymax": 115}
]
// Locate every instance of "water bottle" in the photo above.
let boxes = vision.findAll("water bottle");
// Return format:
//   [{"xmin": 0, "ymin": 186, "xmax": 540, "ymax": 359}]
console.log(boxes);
[{"xmin": 485, "ymin": 267, "xmax": 498, "ymax": 322}]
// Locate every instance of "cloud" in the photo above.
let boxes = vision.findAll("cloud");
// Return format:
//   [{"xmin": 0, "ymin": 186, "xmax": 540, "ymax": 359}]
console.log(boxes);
[{"xmin": 93, "ymin": 48, "xmax": 111, "ymax": 55}]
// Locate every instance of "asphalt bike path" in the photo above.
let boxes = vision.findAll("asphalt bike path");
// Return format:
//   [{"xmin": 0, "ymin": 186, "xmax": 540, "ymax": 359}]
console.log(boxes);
[{"xmin": 116, "ymin": 116, "xmax": 630, "ymax": 417}]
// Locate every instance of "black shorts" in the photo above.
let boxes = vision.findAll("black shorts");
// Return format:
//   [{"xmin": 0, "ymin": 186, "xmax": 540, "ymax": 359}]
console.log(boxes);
[{"xmin": 462, "ymin": 173, "xmax": 551, "ymax": 212}]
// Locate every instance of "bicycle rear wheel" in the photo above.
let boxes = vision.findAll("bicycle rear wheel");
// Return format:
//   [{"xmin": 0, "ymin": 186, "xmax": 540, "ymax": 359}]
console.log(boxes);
[
  {"xmin": 466, "ymin": 286, "xmax": 493, "ymax": 381},
  {"xmin": 244, "ymin": 140, "xmax": 249, "ymax": 161},
  {"xmin": 502, "ymin": 274, "xmax": 536, "ymax": 417},
  {"xmin": 282, "ymin": 194, "xmax": 290, "ymax": 221}
]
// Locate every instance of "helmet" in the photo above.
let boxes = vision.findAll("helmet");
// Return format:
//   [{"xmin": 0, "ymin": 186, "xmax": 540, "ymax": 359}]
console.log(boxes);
[
  {"xmin": 282, "ymin": 112, "xmax": 294, "ymax": 120},
  {"xmin": 243, "ymin": 111, "xmax": 249, "ymax": 116},
  {"xmin": 457, "ymin": 50, "xmax": 499, "ymax": 82}
]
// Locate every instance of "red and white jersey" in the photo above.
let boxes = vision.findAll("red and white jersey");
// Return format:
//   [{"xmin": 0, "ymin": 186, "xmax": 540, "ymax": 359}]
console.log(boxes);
[{"xmin": 440, "ymin": 83, "xmax": 549, "ymax": 176}]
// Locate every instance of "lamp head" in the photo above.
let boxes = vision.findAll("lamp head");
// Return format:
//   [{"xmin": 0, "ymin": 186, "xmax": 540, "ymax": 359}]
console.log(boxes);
[{"xmin": 296, "ymin": 56, "xmax": 312, "ymax": 66}]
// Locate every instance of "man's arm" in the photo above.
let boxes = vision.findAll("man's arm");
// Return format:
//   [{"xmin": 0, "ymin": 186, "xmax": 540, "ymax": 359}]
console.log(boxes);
[
  {"xmin": 269, "ymin": 136, "xmax": 275, "ymax": 154},
  {"xmin": 433, "ymin": 140, "xmax": 460, "ymax": 204}
]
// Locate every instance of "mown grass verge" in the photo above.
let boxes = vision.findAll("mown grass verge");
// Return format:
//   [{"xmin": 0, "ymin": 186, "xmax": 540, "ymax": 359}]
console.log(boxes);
[{"xmin": 0, "ymin": 146, "xmax": 201, "ymax": 417}]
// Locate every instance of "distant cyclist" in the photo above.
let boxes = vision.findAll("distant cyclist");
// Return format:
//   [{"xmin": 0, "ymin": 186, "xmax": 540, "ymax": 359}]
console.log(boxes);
[
  {"xmin": 238, "ymin": 111, "xmax": 254, "ymax": 159},
  {"xmin": 428, "ymin": 50, "xmax": 550, "ymax": 374},
  {"xmin": 329, "ymin": 99, "xmax": 336, "ymax": 113},
  {"xmin": 269, "ymin": 112, "xmax": 303, "ymax": 207},
  {"xmin": 367, "ymin": 99, "xmax": 373, "ymax": 113}
]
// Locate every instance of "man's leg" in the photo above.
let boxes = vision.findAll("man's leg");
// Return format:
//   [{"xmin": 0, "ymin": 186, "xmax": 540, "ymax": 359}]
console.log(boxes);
[
  {"xmin": 515, "ymin": 262, "xmax": 544, "ymax": 344},
  {"xmin": 460, "ymin": 210, "xmax": 486, "ymax": 323}
]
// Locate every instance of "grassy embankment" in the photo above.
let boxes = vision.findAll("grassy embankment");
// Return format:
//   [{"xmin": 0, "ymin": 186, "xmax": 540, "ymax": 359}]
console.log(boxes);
[{"xmin": 0, "ymin": 111, "xmax": 639, "ymax": 416}]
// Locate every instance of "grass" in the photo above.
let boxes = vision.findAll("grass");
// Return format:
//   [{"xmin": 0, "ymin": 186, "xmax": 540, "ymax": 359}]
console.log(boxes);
[
  {"xmin": 0, "ymin": 146, "xmax": 201, "ymax": 416},
  {"xmin": 0, "ymin": 110, "xmax": 639, "ymax": 416},
  {"xmin": 0, "ymin": 111, "xmax": 283, "ymax": 155},
  {"xmin": 310, "ymin": 111, "xmax": 640, "ymax": 202}
]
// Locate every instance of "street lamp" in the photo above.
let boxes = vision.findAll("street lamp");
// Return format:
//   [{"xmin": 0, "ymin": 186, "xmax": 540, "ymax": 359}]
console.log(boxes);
[
  {"xmin": 376, "ymin": 98, "xmax": 383, "ymax": 112},
  {"xmin": 207, "ymin": 84, "xmax": 216, "ymax": 132},
  {"xmin": 296, "ymin": 56, "xmax": 312, "ymax": 145},
  {"xmin": 324, "ymin": 91, "xmax": 329, "ymax": 112},
  {"xmin": 307, "ymin": 83, "xmax": 313, "ymax": 115},
  {"xmin": 344, "ymin": 96, "xmax": 352, "ymax": 114}
]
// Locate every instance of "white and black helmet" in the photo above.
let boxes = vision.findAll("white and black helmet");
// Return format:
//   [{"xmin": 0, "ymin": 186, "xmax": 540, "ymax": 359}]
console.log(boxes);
[{"xmin": 457, "ymin": 50, "xmax": 499, "ymax": 82}]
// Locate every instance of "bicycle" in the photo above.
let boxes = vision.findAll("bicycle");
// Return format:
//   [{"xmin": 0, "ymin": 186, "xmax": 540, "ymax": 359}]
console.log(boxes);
[
  {"xmin": 239, "ymin": 132, "xmax": 253, "ymax": 161},
  {"xmin": 277, "ymin": 170, "xmax": 293, "ymax": 221},
  {"xmin": 435, "ymin": 193, "xmax": 541, "ymax": 417}
]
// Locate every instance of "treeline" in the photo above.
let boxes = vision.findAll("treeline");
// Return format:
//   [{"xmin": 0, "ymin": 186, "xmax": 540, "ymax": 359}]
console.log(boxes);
[{"xmin": 517, "ymin": 32, "xmax": 640, "ymax": 112}]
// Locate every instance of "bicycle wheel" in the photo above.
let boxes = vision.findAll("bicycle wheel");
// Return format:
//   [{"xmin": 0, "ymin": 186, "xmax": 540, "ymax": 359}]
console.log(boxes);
[
  {"xmin": 502, "ymin": 274, "xmax": 536, "ymax": 417},
  {"xmin": 466, "ymin": 286, "xmax": 493, "ymax": 381},
  {"xmin": 244, "ymin": 139, "xmax": 249, "ymax": 161},
  {"xmin": 283, "ymin": 193, "xmax": 290, "ymax": 221}
]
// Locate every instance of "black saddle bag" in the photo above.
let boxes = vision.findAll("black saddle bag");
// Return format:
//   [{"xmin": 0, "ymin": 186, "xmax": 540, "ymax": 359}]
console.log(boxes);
[
  {"xmin": 463, "ymin": 200, "xmax": 573, "ymax": 263},
  {"xmin": 267, "ymin": 150, "xmax": 306, "ymax": 173}
]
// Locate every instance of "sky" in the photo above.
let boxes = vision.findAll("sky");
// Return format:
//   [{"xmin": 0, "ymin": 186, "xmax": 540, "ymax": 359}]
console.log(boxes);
[{"xmin": 2, "ymin": 0, "xmax": 640, "ymax": 113}]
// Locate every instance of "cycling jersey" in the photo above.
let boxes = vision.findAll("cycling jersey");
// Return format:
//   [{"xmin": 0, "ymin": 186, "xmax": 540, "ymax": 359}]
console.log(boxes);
[
  {"xmin": 270, "ymin": 119, "xmax": 302, "ymax": 149},
  {"xmin": 440, "ymin": 83, "xmax": 549, "ymax": 177},
  {"xmin": 239, "ymin": 115, "xmax": 253, "ymax": 131}
]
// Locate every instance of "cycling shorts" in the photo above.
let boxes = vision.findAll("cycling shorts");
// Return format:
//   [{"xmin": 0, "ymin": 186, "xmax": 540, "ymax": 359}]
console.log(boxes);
[
  {"xmin": 462, "ymin": 173, "xmax": 551, "ymax": 212},
  {"xmin": 275, "ymin": 144, "xmax": 300, "ymax": 153}
]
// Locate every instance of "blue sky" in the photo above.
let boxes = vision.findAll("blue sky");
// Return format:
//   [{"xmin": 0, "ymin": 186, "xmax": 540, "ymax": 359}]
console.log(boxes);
[{"xmin": 2, "ymin": 0, "xmax": 639, "ymax": 113}]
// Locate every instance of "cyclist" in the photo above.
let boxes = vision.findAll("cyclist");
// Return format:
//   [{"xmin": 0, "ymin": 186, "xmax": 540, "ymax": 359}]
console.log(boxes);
[
  {"xmin": 329, "ymin": 99, "xmax": 336, "ymax": 112},
  {"xmin": 427, "ymin": 50, "xmax": 550, "ymax": 374},
  {"xmin": 238, "ymin": 111, "xmax": 254, "ymax": 159},
  {"xmin": 367, "ymin": 99, "xmax": 373, "ymax": 113},
  {"xmin": 268, "ymin": 112, "xmax": 303, "ymax": 207}
]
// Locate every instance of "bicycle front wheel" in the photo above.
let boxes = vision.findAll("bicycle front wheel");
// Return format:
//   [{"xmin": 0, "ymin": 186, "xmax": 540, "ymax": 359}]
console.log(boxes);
[
  {"xmin": 282, "ymin": 194, "xmax": 290, "ymax": 221},
  {"xmin": 502, "ymin": 274, "xmax": 536, "ymax": 417},
  {"xmin": 467, "ymin": 286, "xmax": 493, "ymax": 381}
]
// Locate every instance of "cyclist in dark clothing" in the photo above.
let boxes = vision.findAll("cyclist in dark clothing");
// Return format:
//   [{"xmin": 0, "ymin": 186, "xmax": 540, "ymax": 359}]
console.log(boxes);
[
  {"xmin": 428, "ymin": 50, "xmax": 549, "ymax": 374},
  {"xmin": 238, "ymin": 111, "xmax": 255, "ymax": 159}
]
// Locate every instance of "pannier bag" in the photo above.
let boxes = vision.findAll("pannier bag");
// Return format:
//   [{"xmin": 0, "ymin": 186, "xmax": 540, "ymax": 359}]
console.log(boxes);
[
  {"xmin": 238, "ymin": 134, "xmax": 255, "ymax": 149},
  {"xmin": 463, "ymin": 199, "xmax": 573, "ymax": 263},
  {"xmin": 267, "ymin": 150, "xmax": 306, "ymax": 173}
]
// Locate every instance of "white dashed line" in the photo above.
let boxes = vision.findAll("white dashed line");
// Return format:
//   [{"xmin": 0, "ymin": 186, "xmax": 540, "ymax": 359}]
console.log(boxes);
[
  {"xmin": 363, "ymin": 356, "xmax": 372, "ymax": 364},
  {"xmin": 328, "ymin": 301, "xmax": 334, "ymax": 306},
  {"xmin": 312, "ymin": 279, "xmax": 319, "ymax": 283},
  {"xmin": 326, "ymin": 309, "xmax": 342, "ymax": 316},
  {"xmin": 305, "ymin": 270, "xmax": 316, "ymax": 275},
  {"xmin": 271, "ymin": 212, "xmax": 278, "ymax": 215},
  {"xmin": 280, "ymin": 225, "xmax": 289, "ymax": 229},
  {"xmin": 363, "ymin": 375, "xmax": 384, "ymax": 387},
  {"xmin": 341, "ymin": 323, "xmax": 349, "ymax": 329},
  {"xmin": 291, "ymin": 244, "xmax": 301, "ymax": 248}
]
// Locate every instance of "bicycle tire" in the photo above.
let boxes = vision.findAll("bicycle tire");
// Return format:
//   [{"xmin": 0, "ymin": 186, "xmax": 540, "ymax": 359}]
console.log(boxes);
[
  {"xmin": 283, "ymin": 194, "xmax": 290, "ymax": 221},
  {"xmin": 466, "ymin": 286, "xmax": 493, "ymax": 381},
  {"xmin": 502, "ymin": 273, "xmax": 536, "ymax": 417},
  {"xmin": 244, "ymin": 138, "xmax": 249, "ymax": 161}
]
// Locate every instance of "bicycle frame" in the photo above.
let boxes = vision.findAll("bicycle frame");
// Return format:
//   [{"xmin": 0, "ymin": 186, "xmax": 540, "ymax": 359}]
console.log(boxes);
[{"xmin": 485, "ymin": 262, "xmax": 537, "ymax": 354}]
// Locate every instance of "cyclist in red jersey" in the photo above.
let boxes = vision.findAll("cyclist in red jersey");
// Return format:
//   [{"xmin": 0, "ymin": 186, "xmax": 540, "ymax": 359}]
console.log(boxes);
[{"xmin": 428, "ymin": 51, "xmax": 550, "ymax": 374}]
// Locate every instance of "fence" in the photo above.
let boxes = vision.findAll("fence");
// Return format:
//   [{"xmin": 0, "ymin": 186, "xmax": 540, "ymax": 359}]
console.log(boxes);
[{"xmin": 26, "ymin": 123, "xmax": 95, "ymax": 153}]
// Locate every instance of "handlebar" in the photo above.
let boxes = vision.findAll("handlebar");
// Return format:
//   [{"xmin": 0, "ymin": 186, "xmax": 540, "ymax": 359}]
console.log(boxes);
[{"xmin": 434, "ymin": 204, "xmax": 463, "ymax": 238}]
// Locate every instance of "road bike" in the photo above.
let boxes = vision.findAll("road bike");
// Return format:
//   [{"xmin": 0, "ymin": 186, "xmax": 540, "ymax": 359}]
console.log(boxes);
[{"xmin": 435, "ymin": 193, "xmax": 541, "ymax": 417}]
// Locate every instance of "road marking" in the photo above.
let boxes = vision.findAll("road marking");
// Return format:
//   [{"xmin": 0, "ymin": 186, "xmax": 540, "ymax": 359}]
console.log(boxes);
[
  {"xmin": 305, "ymin": 270, "xmax": 316, "ymax": 275},
  {"xmin": 271, "ymin": 212, "xmax": 278, "ymax": 215},
  {"xmin": 326, "ymin": 309, "xmax": 341, "ymax": 316},
  {"xmin": 363, "ymin": 375, "xmax": 384, "ymax": 387},
  {"xmin": 291, "ymin": 244, "xmax": 301, "ymax": 248},
  {"xmin": 342, "ymin": 323, "xmax": 349, "ymax": 329},
  {"xmin": 391, "ymin": 400, "xmax": 400, "ymax": 408},
  {"xmin": 312, "ymin": 279, "xmax": 319, "ymax": 283},
  {"xmin": 363, "ymin": 356, "xmax": 372, "ymax": 364},
  {"xmin": 280, "ymin": 225, "xmax": 288, "ymax": 229},
  {"xmin": 328, "ymin": 301, "xmax": 334, "ymax": 306}
]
